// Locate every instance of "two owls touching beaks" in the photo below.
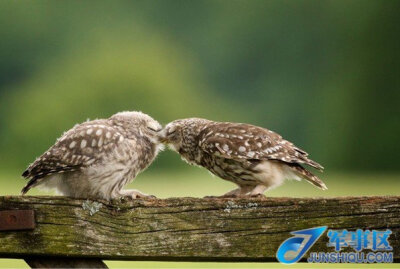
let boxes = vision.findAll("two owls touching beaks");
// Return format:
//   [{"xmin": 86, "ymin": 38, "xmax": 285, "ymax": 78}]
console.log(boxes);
[{"xmin": 22, "ymin": 111, "xmax": 326, "ymax": 200}]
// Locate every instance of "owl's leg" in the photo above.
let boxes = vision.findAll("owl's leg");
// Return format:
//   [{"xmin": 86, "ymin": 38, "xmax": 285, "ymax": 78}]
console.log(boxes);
[
  {"xmin": 220, "ymin": 188, "xmax": 242, "ymax": 198},
  {"xmin": 119, "ymin": 189, "xmax": 156, "ymax": 199},
  {"xmin": 204, "ymin": 187, "xmax": 241, "ymax": 198},
  {"xmin": 247, "ymin": 185, "xmax": 268, "ymax": 197},
  {"xmin": 214, "ymin": 185, "xmax": 254, "ymax": 198}
]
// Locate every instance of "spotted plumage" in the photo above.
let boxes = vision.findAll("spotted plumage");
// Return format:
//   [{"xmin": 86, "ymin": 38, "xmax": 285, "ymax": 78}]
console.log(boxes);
[
  {"xmin": 22, "ymin": 111, "xmax": 163, "ymax": 200},
  {"xmin": 162, "ymin": 118, "xmax": 326, "ymax": 197}
]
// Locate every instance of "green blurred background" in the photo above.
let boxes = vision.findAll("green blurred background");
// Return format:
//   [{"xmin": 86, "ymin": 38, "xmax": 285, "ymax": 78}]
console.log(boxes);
[{"xmin": 0, "ymin": 0, "xmax": 399, "ymax": 268}]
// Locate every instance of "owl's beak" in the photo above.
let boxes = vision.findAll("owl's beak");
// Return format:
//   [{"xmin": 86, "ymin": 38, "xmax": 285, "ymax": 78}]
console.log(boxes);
[
  {"xmin": 157, "ymin": 129, "xmax": 168, "ymax": 143},
  {"xmin": 159, "ymin": 137, "xmax": 168, "ymax": 143}
]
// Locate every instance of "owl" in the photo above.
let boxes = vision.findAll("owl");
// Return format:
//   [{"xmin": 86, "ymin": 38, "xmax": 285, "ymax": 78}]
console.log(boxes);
[
  {"xmin": 162, "ymin": 118, "xmax": 326, "ymax": 197},
  {"xmin": 21, "ymin": 111, "xmax": 163, "ymax": 200}
]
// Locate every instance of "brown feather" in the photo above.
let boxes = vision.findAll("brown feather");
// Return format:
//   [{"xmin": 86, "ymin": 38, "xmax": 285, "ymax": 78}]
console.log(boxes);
[{"xmin": 289, "ymin": 164, "xmax": 327, "ymax": 190}]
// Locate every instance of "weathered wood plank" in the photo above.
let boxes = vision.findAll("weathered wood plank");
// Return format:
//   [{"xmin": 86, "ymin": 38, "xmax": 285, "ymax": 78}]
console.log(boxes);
[{"xmin": 0, "ymin": 196, "xmax": 399, "ymax": 262}]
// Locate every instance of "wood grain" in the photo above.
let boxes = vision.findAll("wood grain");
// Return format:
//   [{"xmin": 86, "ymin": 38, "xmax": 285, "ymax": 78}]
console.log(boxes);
[{"xmin": 0, "ymin": 196, "xmax": 398, "ymax": 262}]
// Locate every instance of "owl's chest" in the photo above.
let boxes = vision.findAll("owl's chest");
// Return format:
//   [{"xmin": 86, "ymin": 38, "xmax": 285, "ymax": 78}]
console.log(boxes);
[
  {"xmin": 178, "ymin": 141, "xmax": 203, "ymax": 165},
  {"xmin": 135, "ymin": 140, "xmax": 157, "ymax": 171},
  {"xmin": 107, "ymin": 138, "xmax": 156, "ymax": 172}
]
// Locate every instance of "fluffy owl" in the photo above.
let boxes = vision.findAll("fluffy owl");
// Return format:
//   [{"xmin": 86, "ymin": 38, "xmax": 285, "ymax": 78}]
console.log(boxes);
[
  {"xmin": 162, "ymin": 118, "xmax": 326, "ymax": 197},
  {"xmin": 21, "ymin": 111, "xmax": 163, "ymax": 200}
]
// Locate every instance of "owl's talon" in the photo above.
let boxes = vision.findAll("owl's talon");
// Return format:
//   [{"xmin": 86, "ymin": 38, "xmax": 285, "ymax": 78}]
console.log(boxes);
[
  {"xmin": 135, "ymin": 193, "xmax": 157, "ymax": 200},
  {"xmin": 143, "ymin": 194, "xmax": 157, "ymax": 200},
  {"xmin": 217, "ymin": 188, "xmax": 242, "ymax": 198},
  {"xmin": 218, "ymin": 193, "xmax": 241, "ymax": 198},
  {"xmin": 120, "ymin": 189, "xmax": 154, "ymax": 200},
  {"xmin": 249, "ymin": 193, "xmax": 266, "ymax": 199}
]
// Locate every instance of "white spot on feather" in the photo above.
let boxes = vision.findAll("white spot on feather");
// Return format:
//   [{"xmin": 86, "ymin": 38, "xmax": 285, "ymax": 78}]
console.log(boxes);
[
  {"xmin": 81, "ymin": 140, "xmax": 87, "ymax": 148},
  {"xmin": 69, "ymin": 141, "xmax": 76, "ymax": 149},
  {"xmin": 98, "ymin": 137, "xmax": 103, "ymax": 147}
]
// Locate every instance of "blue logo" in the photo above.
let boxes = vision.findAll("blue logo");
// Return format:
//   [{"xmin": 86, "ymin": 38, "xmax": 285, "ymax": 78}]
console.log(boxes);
[
  {"xmin": 276, "ymin": 226, "xmax": 327, "ymax": 264},
  {"xmin": 277, "ymin": 227, "xmax": 393, "ymax": 264}
]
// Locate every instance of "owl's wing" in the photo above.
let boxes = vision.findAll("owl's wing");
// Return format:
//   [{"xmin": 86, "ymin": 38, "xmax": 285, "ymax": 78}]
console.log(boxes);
[
  {"xmin": 21, "ymin": 120, "xmax": 125, "ymax": 194},
  {"xmin": 199, "ymin": 123, "xmax": 323, "ymax": 170}
]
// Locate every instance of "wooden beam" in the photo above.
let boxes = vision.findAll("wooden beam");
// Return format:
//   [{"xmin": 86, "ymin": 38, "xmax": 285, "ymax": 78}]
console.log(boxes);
[{"xmin": 0, "ymin": 196, "xmax": 399, "ymax": 262}]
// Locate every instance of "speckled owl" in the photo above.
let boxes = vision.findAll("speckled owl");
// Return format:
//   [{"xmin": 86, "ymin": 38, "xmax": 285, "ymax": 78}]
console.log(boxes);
[
  {"xmin": 162, "ymin": 118, "xmax": 326, "ymax": 197},
  {"xmin": 21, "ymin": 111, "xmax": 163, "ymax": 200}
]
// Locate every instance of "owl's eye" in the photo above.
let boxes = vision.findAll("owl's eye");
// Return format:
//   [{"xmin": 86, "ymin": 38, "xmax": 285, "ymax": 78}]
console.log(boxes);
[
  {"xmin": 147, "ymin": 122, "xmax": 162, "ymax": 132},
  {"xmin": 167, "ymin": 128, "xmax": 177, "ymax": 135},
  {"xmin": 147, "ymin": 126, "xmax": 159, "ymax": 132}
]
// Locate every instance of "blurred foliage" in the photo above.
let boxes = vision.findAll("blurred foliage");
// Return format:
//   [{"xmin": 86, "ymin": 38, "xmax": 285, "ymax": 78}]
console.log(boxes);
[{"xmin": 0, "ymin": 0, "xmax": 399, "ymax": 173}]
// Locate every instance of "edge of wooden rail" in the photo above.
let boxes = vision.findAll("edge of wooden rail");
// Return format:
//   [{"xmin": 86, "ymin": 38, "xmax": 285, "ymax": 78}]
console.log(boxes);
[{"xmin": 0, "ymin": 195, "xmax": 399, "ymax": 263}]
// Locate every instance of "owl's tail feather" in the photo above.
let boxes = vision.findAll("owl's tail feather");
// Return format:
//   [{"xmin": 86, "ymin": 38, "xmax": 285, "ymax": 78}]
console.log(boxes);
[
  {"xmin": 306, "ymin": 159, "xmax": 324, "ymax": 171},
  {"xmin": 290, "ymin": 164, "xmax": 327, "ymax": 190},
  {"xmin": 22, "ymin": 169, "xmax": 30, "ymax": 178},
  {"xmin": 20, "ymin": 177, "xmax": 38, "ymax": 195}
]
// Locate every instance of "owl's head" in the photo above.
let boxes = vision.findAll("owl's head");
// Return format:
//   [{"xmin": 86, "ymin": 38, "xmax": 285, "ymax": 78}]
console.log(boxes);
[
  {"xmin": 111, "ymin": 111, "xmax": 162, "ymax": 143},
  {"xmin": 161, "ymin": 118, "xmax": 210, "ymax": 152},
  {"xmin": 161, "ymin": 120, "xmax": 184, "ymax": 151}
]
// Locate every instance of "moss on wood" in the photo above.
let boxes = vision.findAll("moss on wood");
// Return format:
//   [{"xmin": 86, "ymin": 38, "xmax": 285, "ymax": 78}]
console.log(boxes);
[{"xmin": 0, "ymin": 196, "xmax": 398, "ymax": 262}]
